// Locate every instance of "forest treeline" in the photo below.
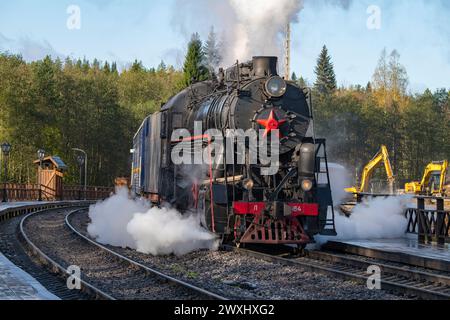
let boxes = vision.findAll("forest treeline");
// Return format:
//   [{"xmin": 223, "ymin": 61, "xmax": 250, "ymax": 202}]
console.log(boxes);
[
  {"xmin": 0, "ymin": 33, "xmax": 448, "ymax": 187},
  {"xmin": 0, "ymin": 55, "xmax": 182, "ymax": 185},
  {"xmin": 310, "ymin": 46, "xmax": 449, "ymax": 185}
]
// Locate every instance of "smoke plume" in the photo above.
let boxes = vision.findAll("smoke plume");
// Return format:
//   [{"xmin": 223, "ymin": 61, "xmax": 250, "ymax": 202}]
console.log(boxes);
[
  {"xmin": 173, "ymin": 0, "xmax": 304, "ymax": 67},
  {"xmin": 87, "ymin": 188, "xmax": 219, "ymax": 256}
]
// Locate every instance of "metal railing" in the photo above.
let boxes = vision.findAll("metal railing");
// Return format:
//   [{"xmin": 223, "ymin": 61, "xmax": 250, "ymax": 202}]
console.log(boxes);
[
  {"xmin": 405, "ymin": 196, "xmax": 450, "ymax": 245},
  {"xmin": 62, "ymin": 185, "xmax": 114, "ymax": 201}
]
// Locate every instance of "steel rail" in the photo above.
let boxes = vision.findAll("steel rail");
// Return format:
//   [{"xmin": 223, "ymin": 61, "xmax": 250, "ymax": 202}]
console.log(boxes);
[
  {"xmin": 223, "ymin": 245, "xmax": 450, "ymax": 300},
  {"xmin": 307, "ymin": 250, "xmax": 450, "ymax": 287},
  {"xmin": 66, "ymin": 209, "xmax": 228, "ymax": 301},
  {"xmin": 19, "ymin": 207, "xmax": 115, "ymax": 300}
]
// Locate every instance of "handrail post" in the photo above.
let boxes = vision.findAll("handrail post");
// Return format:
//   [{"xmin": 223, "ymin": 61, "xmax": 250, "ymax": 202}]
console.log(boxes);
[
  {"xmin": 417, "ymin": 197, "xmax": 425, "ymax": 244},
  {"xmin": 436, "ymin": 198, "xmax": 445, "ymax": 245},
  {"xmin": 2, "ymin": 183, "xmax": 7, "ymax": 203},
  {"xmin": 356, "ymin": 193, "xmax": 363, "ymax": 203},
  {"xmin": 38, "ymin": 185, "xmax": 42, "ymax": 202}
]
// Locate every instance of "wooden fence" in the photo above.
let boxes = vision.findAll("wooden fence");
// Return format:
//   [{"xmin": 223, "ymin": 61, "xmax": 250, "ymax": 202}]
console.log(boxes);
[{"xmin": 1, "ymin": 183, "xmax": 114, "ymax": 202}]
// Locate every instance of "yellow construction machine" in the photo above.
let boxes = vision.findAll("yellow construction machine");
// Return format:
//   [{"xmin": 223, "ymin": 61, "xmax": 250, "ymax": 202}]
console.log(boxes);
[
  {"xmin": 405, "ymin": 160, "xmax": 448, "ymax": 196},
  {"xmin": 345, "ymin": 145, "xmax": 395, "ymax": 195}
]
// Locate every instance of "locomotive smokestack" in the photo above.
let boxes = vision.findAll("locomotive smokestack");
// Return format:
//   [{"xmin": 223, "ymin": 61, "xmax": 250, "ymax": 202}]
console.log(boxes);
[{"xmin": 252, "ymin": 56, "xmax": 278, "ymax": 77}]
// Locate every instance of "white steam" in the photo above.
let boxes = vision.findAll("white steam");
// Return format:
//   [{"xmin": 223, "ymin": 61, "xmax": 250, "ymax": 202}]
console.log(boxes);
[
  {"xmin": 317, "ymin": 163, "xmax": 411, "ymax": 243},
  {"xmin": 173, "ymin": 0, "xmax": 304, "ymax": 66},
  {"xmin": 331, "ymin": 195, "xmax": 411, "ymax": 241},
  {"xmin": 321, "ymin": 163, "xmax": 352, "ymax": 205},
  {"xmin": 87, "ymin": 188, "xmax": 219, "ymax": 256},
  {"xmin": 227, "ymin": 0, "xmax": 303, "ymax": 63}
]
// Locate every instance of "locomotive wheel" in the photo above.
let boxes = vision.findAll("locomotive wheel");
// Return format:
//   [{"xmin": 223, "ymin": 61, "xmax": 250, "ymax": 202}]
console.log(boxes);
[{"xmin": 293, "ymin": 244, "xmax": 307, "ymax": 256}]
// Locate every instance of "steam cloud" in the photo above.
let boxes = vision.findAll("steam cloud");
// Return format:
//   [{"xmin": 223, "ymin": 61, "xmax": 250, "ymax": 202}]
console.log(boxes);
[
  {"xmin": 87, "ymin": 188, "xmax": 219, "ymax": 256},
  {"xmin": 331, "ymin": 195, "xmax": 411, "ymax": 241},
  {"xmin": 318, "ymin": 163, "xmax": 411, "ymax": 243},
  {"xmin": 172, "ymin": 0, "xmax": 356, "ymax": 68},
  {"xmin": 226, "ymin": 0, "xmax": 303, "ymax": 63},
  {"xmin": 173, "ymin": 0, "xmax": 304, "ymax": 67}
]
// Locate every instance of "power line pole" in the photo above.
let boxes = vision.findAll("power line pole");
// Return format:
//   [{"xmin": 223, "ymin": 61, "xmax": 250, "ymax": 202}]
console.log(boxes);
[{"xmin": 284, "ymin": 23, "xmax": 291, "ymax": 81}]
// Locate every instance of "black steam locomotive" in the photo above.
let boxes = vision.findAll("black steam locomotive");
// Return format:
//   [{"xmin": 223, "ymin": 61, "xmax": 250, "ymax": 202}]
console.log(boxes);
[{"xmin": 131, "ymin": 56, "xmax": 336, "ymax": 246}]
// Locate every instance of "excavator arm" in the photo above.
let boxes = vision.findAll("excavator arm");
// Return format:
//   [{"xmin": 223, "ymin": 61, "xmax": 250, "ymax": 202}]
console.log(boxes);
[
  {"xmin": 439, "ymin": 160, "xmax": 448, "ymax": 195},
  {"xmin": 345, "ymin": 145, "xmax": 395, "ymax": 194}
]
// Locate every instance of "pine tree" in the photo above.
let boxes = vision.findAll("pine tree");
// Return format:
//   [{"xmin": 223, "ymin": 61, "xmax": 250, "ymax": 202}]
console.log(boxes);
[
  {"xmin": 314, "ymin": 45, "xmax": 337, "ymax": 95},
  {"xmin": 131, "ymin": 60, "xmax": 144, "ymax": 72},
  {"xmin": 183, "ymin": 33, "xmax": 209, "ymax": 86},
  {"xmin": 291, "ymin": 72, "xmax": 298, "ymax": 81},
  {"xmin": 103, "ymin": 61, "xmax": 111, "ymax": 73},
  {"xmin": 297, "ymin": 76, "xmax": 308, "ymax": 88},
  {"xmin": 204, "ymin": 27, "xmax": 222, "ymax": 73},
  {"xmin": 111, "ymin": 62, "xmax": 118, "ymax": 74},
  {"xmin": 157, "ymin": 60, "xmax": 167, "ymax": 73}
]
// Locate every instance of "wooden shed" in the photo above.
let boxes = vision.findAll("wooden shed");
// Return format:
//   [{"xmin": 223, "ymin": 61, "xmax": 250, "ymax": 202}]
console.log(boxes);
[{"xmin": 34, "ymin": 156, "xmax": 67, "ymax": 200}]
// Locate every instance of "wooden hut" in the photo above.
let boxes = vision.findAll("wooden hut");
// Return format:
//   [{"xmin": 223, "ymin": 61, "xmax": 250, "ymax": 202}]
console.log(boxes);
[{"xmin": 34, "ymin": 156, "xmax": 67, "ymax": 200}]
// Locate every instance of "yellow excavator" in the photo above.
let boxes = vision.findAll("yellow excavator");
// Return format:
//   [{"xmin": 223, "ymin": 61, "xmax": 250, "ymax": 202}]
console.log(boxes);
[
  {"xmin": 345, "ymin": 145, "xmax": 395, "ymax": 195},
  {"xmin": 405, "ymin": 160, "xmax": 448, "ymax": 196}
]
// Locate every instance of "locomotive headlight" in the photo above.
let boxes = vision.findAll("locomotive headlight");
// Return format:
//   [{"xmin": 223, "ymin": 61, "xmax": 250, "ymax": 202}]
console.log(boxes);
[
  {"xmin": 301, "ymin": 179, "xmax": 313, "ymax": 192},
  {"xmin": 243, "ymin": 178, "xmax": 254, "ymax": 191},
  {"xmin": 264, "ymin": 76, "xmax": 287, "ymax": 98}
]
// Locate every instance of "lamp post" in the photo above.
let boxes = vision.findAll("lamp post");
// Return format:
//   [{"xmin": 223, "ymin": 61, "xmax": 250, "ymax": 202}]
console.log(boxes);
[
  {"xmin": 76, "ymin": 155, "xmax": 85, "ymax": 200},
  {"xmin": 72, "ymin": 148, "xmax": 87, "ymax": 200},
  {"xmin": 1, "ymin": 142, "xmax": 12, "ymax": 202},
  {"xmin": 37, "ymin": 149, "xmax": 45, "ymax": 201}
]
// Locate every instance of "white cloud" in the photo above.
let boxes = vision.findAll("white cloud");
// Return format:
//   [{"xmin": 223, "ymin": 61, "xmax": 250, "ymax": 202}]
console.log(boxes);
[{"xmin": 0, "ymin": 33, "xmax": 65, "ymax": 61}]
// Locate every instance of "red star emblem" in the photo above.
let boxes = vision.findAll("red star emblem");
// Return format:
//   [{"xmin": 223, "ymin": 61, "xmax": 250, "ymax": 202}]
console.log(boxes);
[{"xmin": 257, "ymin": 110, "xmax": 287, "ymax": 138}]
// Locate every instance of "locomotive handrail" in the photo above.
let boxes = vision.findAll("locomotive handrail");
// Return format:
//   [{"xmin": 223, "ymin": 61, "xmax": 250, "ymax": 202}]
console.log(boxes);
[{"xmin": 268, "ymin": 168, "xmax": 298, "ymax": 202}]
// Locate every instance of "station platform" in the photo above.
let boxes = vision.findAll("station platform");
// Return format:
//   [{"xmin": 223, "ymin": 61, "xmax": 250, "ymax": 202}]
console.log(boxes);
[
  {"xmin": 0, "ymin": 253, "xmax": 59, "ymax": 300},
  {"xmin": 324, "ymin": 236, "xmax": 450, "ymax": 272},
  {"xmin": 0, "ymin": 201, "xmax": 52, "ymax": 211},
  {"xmin": 0, "ymin": 202, "xmax": 61, "ymax": 300}
]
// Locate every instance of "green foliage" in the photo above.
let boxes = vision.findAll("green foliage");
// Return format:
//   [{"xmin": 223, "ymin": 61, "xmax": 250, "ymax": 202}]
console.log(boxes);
[
  {"xmin": 183, "ymin": 33, "xmax": 209, "ymax": 87},
  {"xmin": 0, "ymin": 46, "xmax": 448, "ymax": 191},
  {"xmin": 314, "ymin": 45, "xmax": 337, "ymax": 95},
  {"xmin": 314, "ymin": 87, "xmax": 450, "ymax": 184},
  {"xmin": 0, "ymin": 53, "xmax": 183, "ymax": 186}
]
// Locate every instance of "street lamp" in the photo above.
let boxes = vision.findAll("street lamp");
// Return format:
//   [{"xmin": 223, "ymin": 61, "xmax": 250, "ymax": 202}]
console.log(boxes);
[
  {"xmin": 2, "ymin": 142, "xmax": 12, "ymax": 202},
  {"xmin": 76, "ymin": 155, "xmax": 85, "ymax": 186},
  {"xmin": 72, "ymin": 148, "xmax": 87, "ymax": 200},
  {"xmin": 37, "ymin": 149, "xmax": 45, "ymax": 201}
]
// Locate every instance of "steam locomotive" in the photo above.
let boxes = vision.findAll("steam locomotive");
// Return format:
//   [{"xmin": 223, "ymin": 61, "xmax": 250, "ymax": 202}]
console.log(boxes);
[{"xmin": 131, "ymin": 56, "xmax": 336, "ymax": 246}]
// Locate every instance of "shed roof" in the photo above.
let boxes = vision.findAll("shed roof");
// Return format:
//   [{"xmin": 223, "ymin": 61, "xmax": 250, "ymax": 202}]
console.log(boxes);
[{"xmin": 33, "ymin": 156, "xmax": 68, "ymax": 171}]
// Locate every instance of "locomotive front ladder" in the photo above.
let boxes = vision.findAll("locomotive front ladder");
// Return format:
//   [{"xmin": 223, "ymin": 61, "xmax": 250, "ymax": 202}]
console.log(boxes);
[{"xmin": 315, "ymin": 139, "xmax": 337, "ymax": 236}]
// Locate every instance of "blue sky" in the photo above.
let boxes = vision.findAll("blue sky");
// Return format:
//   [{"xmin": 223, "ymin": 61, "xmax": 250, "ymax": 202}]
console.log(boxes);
[{"xmin": 0, "ymin": 0, "xmax": 449, "ymax": 92}]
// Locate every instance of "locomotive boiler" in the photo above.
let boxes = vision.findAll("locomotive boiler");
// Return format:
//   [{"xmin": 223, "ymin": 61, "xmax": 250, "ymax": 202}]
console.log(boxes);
[{"xmin": 131, "ymin": 56, "xmax": 336, "ymax": 247}]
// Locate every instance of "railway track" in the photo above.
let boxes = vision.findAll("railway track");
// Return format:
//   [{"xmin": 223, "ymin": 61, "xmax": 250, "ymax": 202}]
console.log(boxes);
[
  {"xmin": 5, "ymin": 203, "xmax": 446, "ymax": 300},
  {"xmin": 0, "ymin": 205, "xmax": 91, "ymax": 300},
  {"xmin": 20, "ymin": 207, "xmax": 227, "ymax": 300},
  {"xmin": 224, "ymin": 245, "xmax": 450, "ymax": 300}
]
